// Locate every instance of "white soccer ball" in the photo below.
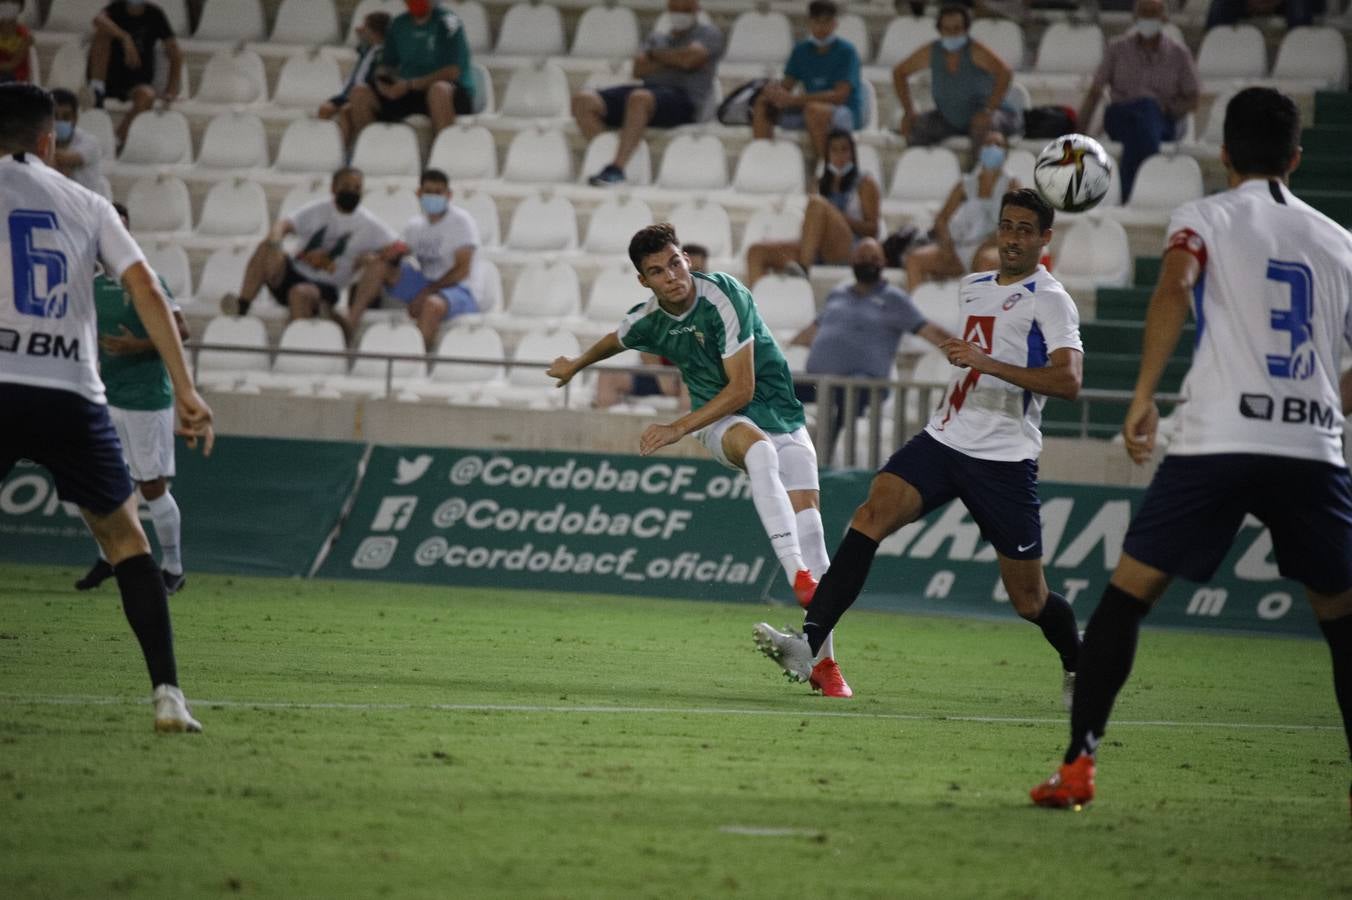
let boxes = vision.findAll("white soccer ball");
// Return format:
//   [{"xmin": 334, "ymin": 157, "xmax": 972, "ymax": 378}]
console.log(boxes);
[{"xmin": 1033, "ymin": 134, "xmax": 1114, "ymax": 213}]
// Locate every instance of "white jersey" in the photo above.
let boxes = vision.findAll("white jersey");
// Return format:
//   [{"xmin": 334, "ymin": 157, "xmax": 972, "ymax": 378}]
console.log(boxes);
[
  {"xmin": 1164, "ymin": 178, "xmax": 1352, "ymax": 466},
  {"xmin": 288, "ymin": 198, "xmax": 396, "ymax": 289},
  {"xmin": 925, "ymin": 266, "xmax": 1083, "ymax": 461},
  {"xmin": 0, "ymin": 152, "xmax": 144, "ymax": 404},
  {"xmin": 400, "ymin": 205, "xmax": 483, "ymax": 302}
]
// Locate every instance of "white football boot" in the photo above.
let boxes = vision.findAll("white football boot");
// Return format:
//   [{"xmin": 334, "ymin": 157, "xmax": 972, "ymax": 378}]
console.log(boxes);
[{"xmin": 153, "ymin": 684, "xmax": 203, "ymax": 733}]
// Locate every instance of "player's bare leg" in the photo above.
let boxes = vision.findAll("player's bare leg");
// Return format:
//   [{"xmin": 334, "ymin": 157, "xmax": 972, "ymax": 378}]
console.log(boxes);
[{"xmin": 998, "ymin": 554, "xmax": 1081, "ymax": 708}]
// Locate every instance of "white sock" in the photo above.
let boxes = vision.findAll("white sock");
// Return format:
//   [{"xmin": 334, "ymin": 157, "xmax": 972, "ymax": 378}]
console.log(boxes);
[
  {"xmin": 743, "ymin": 440, "xmax": 804, "ymax": 581},
  {"xmin": 794, "ymin": 507, "xmax": 835, "ymax": 661},
  {"xmin": 146, "ymin": 492, "xmax": 182, "ymax": 574}
]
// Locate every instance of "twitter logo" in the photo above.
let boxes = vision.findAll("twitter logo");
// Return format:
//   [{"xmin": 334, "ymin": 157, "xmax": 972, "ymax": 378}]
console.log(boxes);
[{"xmin": 394, "ymin": 454, "xmax": 434, "ymax": 485}]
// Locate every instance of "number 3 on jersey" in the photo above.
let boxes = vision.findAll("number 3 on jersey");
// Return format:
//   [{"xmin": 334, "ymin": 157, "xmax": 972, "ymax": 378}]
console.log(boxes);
[
  {"xmin": 1265, "ymin": 258, "xmax": 1314, "ymax": 380},
  {"xmin": 8, "ymin": 210, "xmax": 70, "ymax": 319}
]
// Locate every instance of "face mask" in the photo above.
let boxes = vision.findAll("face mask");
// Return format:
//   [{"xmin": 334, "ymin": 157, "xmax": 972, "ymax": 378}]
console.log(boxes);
[
  {"xmin": 1134, "ymin": 18, "xmax": 1163, "ymax": 37},
  {"xmin": 55, "ymin": 121, "xmax": 74, "ymax": 142},
  {"xmin": 420, "ymin": 193, "xmax": 449, "ymax": 216},
  {"xmin": 0, "ymin": 3, "xmax": 20, "ymax": 20},
  {"xmin": 405, "ymin": 0, "xmax": 431, "ymax": 17},
  {"xmin": 334, "ymin": 190, "xmax": 361, "ymax": 213},
  {"xmin": 939, "ymin": 34, "xmax": 968, "ymax": 52},
  {"xmin": 810, "ymin": 34, "xmax": 835, "ymax": 49},
  {"xmin": 979, "ymin": 145, "xmax": 1005, "ymax": 170},
  {"xmin": 666, "ymin": 12, "xmax": 695, "ymax": 31},
  {"xmin": 826, "ymin": 162, "xmax": 853, "ymax": 177},
  {"xmin": 852, "ymin": 263, "xmax": 882, "ymax": 285}
]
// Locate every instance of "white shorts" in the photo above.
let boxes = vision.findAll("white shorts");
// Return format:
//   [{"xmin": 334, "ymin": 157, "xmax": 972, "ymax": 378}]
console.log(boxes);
[
  {"xmin": 109, "ymin": 406, "xmax": 176, "ymax": 482},
  {"xmin": 695, "ymin": 415, "xmax": 820, "ymax": 492}
]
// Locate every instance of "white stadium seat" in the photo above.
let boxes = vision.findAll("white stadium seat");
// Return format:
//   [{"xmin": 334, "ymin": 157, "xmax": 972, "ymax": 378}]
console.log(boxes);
[
  {"xmin": 668, "ymin": 199, "xmax": 733, "ymax": 260},
  {"xmin": 750, "ymin": 274, "xmax": 816, "ymax": 341},
  {"xmin": 495, "ymin": 2, "xmax": 566, "ymax": 56},
  {"xmin": 196, "ymin": 315, "xmax": 269, "ymax": 391},
  {"xmin": 479, "ymin": 328, "xmax": 583, "ymax": 408},
  {"xmin": 119, "ymin": 110, "xmax": 193, "ymax": 166},
  {"xmin": 835, "ymin": 13, "xmax": 871, "ymax": 63},
  {"xmin": 196, "ymin": 245, "xmax": 255, "ymax": 310},
  {"xmin": 579, "ymin": 133, "xmax": 651, "ymax": 187},
  {"xmin": 1272, "ymin": 26, "xmax": 1348, "ymax": 90},
  {"xmin": 1051, "ymin": 217, "xmax": 1131, "ymax": 295},
  {"xmin": 197, "ymin": 111, "xmax": 269, "ymax": 170},
  {"xmin": 351, "ymin": 123, "xmax": 421, "ymax": 178},
  {"xmin": 724, "ymin": 10, "xmax": 793, "ymax": 65},
  {"xmin": 428, "ymin": 124, "xmax": 499, "ymax": 182},
  {"xmin": 908, "ymin": 280, "xmax": 961, "ymax": 338},
  {"xmin": 273, "ymin": 53, "xmax": 343, "ymax": 108},
  {"xmin": 45, "ymin": 40, "xmax": 88, "ymax": 93},
  {"xmin": 141, "ymin": 241, "xmax": 193, "ymax": 301},
  {"xmin": 79, "ymin": 108, "xmax": 117, "ymax": 163},
  {"xmin": 127, "ymin": 175, "xmax": 193, "ymax": 234},
  {"xmin": 1196, "ymin": 25, "xmax": 1267, "ymax": 81},
  {"xmin": 400, "ymin": 325, "xmax": 506, "ymax": 402},
  {"xmin": 448, "ymin": 1, "xmax": 492, "ymax": 54},
  {"xmin": 504, "ymin": 194, "xmax": 578, "ymax": 252},
  {"xmin": 44, "ymin": 0, "xmax": 104, "ymax": 33},
  {"xmin": 194, "ymin": 0, "xmax": 267, "ymax": 42},
  {"xmin": 571, "ymin": 6, "xmax": 640, "ymax": 59},
  {"xmin": 271, "ymin": 0, "xmax": 341, "ymax": 45},
  {"xmin": 970, "ymin": 18, "xmax": 1024, "ymax": 71},
  {"xmin": 498, "ymin": 62, "xmax": 571, "ymax": 119},
  {"xmin": 655, "ymin": 134, "xmax": 728, "ymax": 191},
  {"xmin": 874, "ymin": 16, "xmax": 932, "ymax": 68},
  {"xmin": 474, "ymin": 257, "xmax": 503, "ymax": 312},
  {"xmin": 1107, "ymin": 153, "xmax": 1203, "ymax": 225},
  {"xmin": 196, "ymin": 179, "xmax": 270, "ymax": 239},
  {"xmin": 361, "ymin": 185, "xmax": 420, "ymax": 233},
  {"xmin": 583, "ymin": 196, "xmax": 654, "ymax": 254},
  {"xmin": 731, "ymin": 140, "xmax": 805, "ymax": 195},
  {"xmin": 886, "ymin": 146, "xmax": 962, "ymax": 207},
  {"xmin": 739, "ymin": 203, "xmax": 805, "ymax": 256},
  {"xmin": 274, "ymin": 119, "xmax": 344, "ymax": 175},
  {"xmin": 456, "ymin": 191, "xmax": 501, "ymax": 248},
  {"xmin": 469, "ymin": 61, "xmax": 495, "ymax": 115},
  {"xmin": 490, "ymin": 260, "xmax": 582, "ymax": 329},
  {"xmin": 194, "ymin": 49, "xmax": 268, "ymax": 105},
  {"xmin": 583, "ymin": 263, "xmax": 645, "ymax": 329},
  {"xmin": 248, "ymin": 319, "xmax": 348, "ymax": 393},
  {"xmin": 501, "ymin": 128, "xmax": 572, "ymax": 184},
  {"xmin": 157, "ymin": 0, "xmax": 191, "ymax": 35},
  {"xmin": 328, "ymin": 321, "xmax": 427, "ymax": 396},
  {"xmin": 1033, "ymin": 23, "xmax": 1104, "ymax": 75}
]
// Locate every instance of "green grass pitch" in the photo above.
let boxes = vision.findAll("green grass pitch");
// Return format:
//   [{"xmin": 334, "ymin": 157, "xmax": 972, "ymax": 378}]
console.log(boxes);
[{"xmin": 1, "ymin": 563, "xmax": 1348, "ymax": 898}]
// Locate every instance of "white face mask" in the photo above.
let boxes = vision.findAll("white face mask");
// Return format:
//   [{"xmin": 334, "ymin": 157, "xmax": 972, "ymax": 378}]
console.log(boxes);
[
  {"xmin": 1134, "ymin": 17, "xmax": 1163, "ymax": 38},
  {"xmin": 826, "ymin": 162, "xmax": 853, "ymax": 177},
  {"xmin": 666, "ymin": 12, "xmax": 695, "ymax": 32},
  {"xmin": 0, "ymin": 2, "xmax": 20, "ymax": 20}
]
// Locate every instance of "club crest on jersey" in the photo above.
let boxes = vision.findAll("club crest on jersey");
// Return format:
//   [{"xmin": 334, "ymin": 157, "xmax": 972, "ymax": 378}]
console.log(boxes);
[
  {"xmin": 963, "ymin": 315, "xmax": 995, "ymax": 352},
  {"xmin": 1002, "ymin": 292, "xmax": 1024, "ymax": 310}
]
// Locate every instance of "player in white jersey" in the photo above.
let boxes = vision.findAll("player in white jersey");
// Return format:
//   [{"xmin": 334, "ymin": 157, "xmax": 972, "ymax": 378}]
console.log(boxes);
[
  {"xmin": 755, "ymin": 189, "xmax": 1086, "ymax": 703},
  {"xmin": 0, "ymin": 84, "xmax": 214, "ymax": 733},
  {"xmin": 1031, "ymin": 87, "xmax": 1352, "ymax": 813}
]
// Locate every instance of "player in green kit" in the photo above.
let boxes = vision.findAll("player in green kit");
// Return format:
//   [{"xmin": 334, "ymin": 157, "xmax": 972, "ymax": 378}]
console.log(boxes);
[
  {"xmin": 76, "ymin": 203, "xmax": 191, "ymax": 596},
  {"xmin": 547, "ymin": 223, "xmax": 851, "ymax": 697}
]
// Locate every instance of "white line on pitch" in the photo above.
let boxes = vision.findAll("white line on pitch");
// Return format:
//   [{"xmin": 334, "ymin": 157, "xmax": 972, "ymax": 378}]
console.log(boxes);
[
  {"xmin": 719, "ymin": 826, "xmax": 823, "ymax": 838},
  {"xmin": 0, "ymin": 694, "xmax": 1339, "ymax": 733}
]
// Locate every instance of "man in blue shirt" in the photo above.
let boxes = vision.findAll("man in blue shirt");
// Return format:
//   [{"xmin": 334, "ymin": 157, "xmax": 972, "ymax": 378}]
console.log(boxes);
[{"xmin": 752, "ymin": 0, "xmax": 861, "ymax": 161}]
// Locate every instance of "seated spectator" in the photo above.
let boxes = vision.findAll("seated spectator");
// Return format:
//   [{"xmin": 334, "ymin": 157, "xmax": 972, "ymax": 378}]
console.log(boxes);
[
  {"xmin": 344, "ymin": 1, "xmax": 475, "ymax": 150},
  {"xmin": 50, "ymin": 89, "xmax": 105, "ymax": 194},
  {"xmin": 1078, "ymin": 0, "xmax": 1198, "ymax": 203},
  {"xmin": 321, "ymin": 11, "xmax": 389, "ymax": 122},
  {"xmin": 576, "ymin": 0, "xmax": 724, "ymax": 187},
  {"xmin": 594, "ymin": 244, "xmax": 706, "ymax": 408},
  {"xmin": 87, "ymin": 1, "xmax": 182, "ymax": 150},
  {"xmin": 791, "ymin": 238, "xmax": 953, "ymax": 466},
  {"xmin": 221, "ymin": 167, "xmax": 396, "ymax": 325},
  {"xmin": 0, "ymin": 1, "xmax": 33, "ymax": 83},
  {"xmin": 905, "ymin": 131, "xmax": 1018, "ymax": 289},
  {"xmin": 745, "ymin": 129, "xmax": 880, "ymax": 284},
  {"xmin": 752, "ymin": 0, "xmax": 862, "ymax": 162},
  {"xmin": 1206, "ymin": 0, "xmax": 1323, "ymax": 28},
  {"xmin": 345, "ymin": 169, "xmax": 483, "ymax": 350},
  {"xmin": 893, "ymin": 3, "xmax": 1020, "ymax": 147}
]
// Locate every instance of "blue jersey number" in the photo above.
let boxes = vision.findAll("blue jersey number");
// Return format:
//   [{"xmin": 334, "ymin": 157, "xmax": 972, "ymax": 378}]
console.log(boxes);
[
  {"xmin": 1265, "ymin": 259, "xmax": 1315, "ymax": 380},
  {"xmin": 8, "ymin": 210, "xmax": 70, "ymax": 319}
]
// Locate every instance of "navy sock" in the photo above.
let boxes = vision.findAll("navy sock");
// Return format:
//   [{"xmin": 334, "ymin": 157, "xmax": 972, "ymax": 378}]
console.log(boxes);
[
  {"xmin": 1318, "ymin": 612, "xmax": 1352, "ymax": 764},
  {"xmin": 1032, "ymin": 591, "xmax": 1081, "ymax": 673},
  {"xmin": 114, "ymin": 553, "xmax": 178, "ymax": 688},
  {"xmin": 803, "ymin": 528, "xmax": 879, "ymax": 656},
  {"xmin": 1064, "ymin": 584, "xmax": 1151, "ymax": 765}
]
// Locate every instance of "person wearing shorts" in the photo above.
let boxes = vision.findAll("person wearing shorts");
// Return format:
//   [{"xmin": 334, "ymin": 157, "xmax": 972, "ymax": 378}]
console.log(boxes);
[{"xmin": 86, "ymin": 1, "xmax": 183, "ymax": 149}]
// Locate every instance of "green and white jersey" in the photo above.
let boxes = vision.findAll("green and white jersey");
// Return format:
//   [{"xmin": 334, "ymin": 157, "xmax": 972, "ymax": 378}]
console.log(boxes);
[
  {"xmin": 616, "ymin": 271, "xmax": 805, "ymax": 434},
  {"xmin": 93, "ymin": 272, "xmax": 174, "ymax": 411}
]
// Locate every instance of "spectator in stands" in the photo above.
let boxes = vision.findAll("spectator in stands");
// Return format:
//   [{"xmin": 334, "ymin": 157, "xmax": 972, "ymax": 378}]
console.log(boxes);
[
  {"xmin": 321, "ymin": 11, "xmax": 390, "ymax": 127},
  {"xmin": 791, "ymin": 238, "xmax": 953, "ymax": 466},
  {"xmin": 344, "ymin": 1, "xmax": 475, "ymax": 150},
  {"xmin": 576, "ymin": 0, "xmax": 724, "ymax": 187},
  {"xmin": 1205, "ymin": 0, "xmax": 1323, "ymax": 28},
  {"xmin": 904, "ymin": 131, "xmax": 1018, "ymax": 289},
  {"xmin": 87, "ymin": 1, "xmax": 183, "ymax": 150},
  {"xmin": 594, "ymin": 245, "xmax": 707, "ymax": 409},
  {"xmin": 221, "ymin": 167, "xmax": 396, "ymax": 325},
  {"xmin": 0, "ymin": 1, "xmax": 33, "ymax": 83},
  {"xmin": 893, "ymin": 3, "xmax": 1020, "ymax": 147},
  {"xmin": 345, "ymin": 169, "xmax": 482, "ymax": 350},
  {"xmin": 746, "ymin": 129, "xmax": 880, "ymax": 284},
  {"xmin": 1078, "ymin": 0, "xmax": 1199, "ymax": 203},
  {"xmin": 752, "ymin": 0, "xmax": 863, "ymax": 162},
  {"xmin": 50, "ymin": 88, "xmax": 105, "ymax": 194}
]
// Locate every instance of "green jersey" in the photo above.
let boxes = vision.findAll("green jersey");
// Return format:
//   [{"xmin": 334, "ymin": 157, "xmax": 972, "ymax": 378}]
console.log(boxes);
[
  {"xmin": 616, "ymin": 271, "xmax": 805, "ymax": 434},
  {"xmin": 382, "ymin": 6, "xmax": 476, "ymax": 103},
  {"xmin": 93, "ymin": 273, "xmax": 173, "ymax": 411}
]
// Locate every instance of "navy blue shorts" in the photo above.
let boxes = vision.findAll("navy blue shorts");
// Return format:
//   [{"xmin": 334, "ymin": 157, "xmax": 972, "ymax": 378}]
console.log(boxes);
[
  {"xmin": 881, "ymin": 430, "xmax": 1042, "ymax": 559},
  {"xmin": 598, "ymin": 84, "xmax": 695, "ymax": 129},
  {"xmin": 0, "ymin": 383, "xmax": 135, "ymax": 516},
  {"xmin": 1123, "ymin": 453, "xmax": 1352, "ymax": 594}
]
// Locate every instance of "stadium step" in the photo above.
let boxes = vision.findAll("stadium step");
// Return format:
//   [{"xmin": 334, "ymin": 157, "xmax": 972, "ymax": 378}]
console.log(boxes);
[
  {"xmin": 1096, "ymin": 285, "xmax": 1153, "ymax": 319},
  {"xmin": 1132, "ymin": 257, "xmax": 1160, "ymax": 288},
  {"xmin": 1294, "ymin": 189, "xmax": 1352, "ymax": 227},
  {"xmin": 1291, "ymin": 158, "xmax": 1352, "ymax": 193},
  {"xmin": 1297, "ymin": 126, "xmax": 1352, "ymax": 156},
  {"xmin": 1314, "ymin": 91, "xmax": 1352, "ymax": 127},
  {"xmin": 1080, "ymin": 320, "xmax": 1196, "ymax": 355},
  {"xmin": 1082, "ymin": 353, "xmax": 1190, "ymax": 394}
]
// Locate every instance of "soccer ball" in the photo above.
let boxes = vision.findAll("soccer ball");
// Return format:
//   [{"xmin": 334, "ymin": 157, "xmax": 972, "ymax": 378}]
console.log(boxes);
[{"xmin": 1033, "ymin": 134, "xmax": 1114, "ymax": 213}]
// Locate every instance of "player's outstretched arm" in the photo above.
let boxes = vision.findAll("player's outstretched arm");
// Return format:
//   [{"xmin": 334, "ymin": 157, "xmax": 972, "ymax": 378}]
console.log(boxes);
[
  {"xmin": 547, "ymin": 332, "xmax": 625, "ymax": 387},
  {"xmin": 640, "ymin": 344, "xmax": 755, "ymax": 456}
]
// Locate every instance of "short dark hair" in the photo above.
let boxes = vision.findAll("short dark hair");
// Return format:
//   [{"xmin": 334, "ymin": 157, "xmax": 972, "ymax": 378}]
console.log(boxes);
[
  {"xmin": 112, "ymin": 202, "xmax": 130, "ymax": 223},
  {"xmin": 629, "ymin": 223, "xmax": 681, "ymax": 271},
  {"xmin": 0, "ymin": 83, "xmax": 54, "ymax": 155},
  {"xmin": 330, "ymin": 165, "xmax": 362, "ymax": 187},
  {"xmin": 937, "ymin": 3, "xmax": 972, "ymax": 30},
  {"xmin": 1001, "ymin": 187, "xmax": 1054, "ymax": 232},
  {"xmin": 364, "ymin": 11, "xmax": 391, "ymax": 37},
  {"xmin": 420, "ymin": 168, "xmax": 449, "ymax": 188},
  {"xmin": 50, "ymin": 88, "xmax": 79, "ymax": 113},
  {"xmin": 683, "ymin": 242, "xmax": 708, "ymax": 260},
  {"xmin": 808, "ymin": 0, "xmax": 838, "ymax": 19},
  {"xmin": 1223, "ymin": 86, "xmax": 1300, "ymax": 178}
]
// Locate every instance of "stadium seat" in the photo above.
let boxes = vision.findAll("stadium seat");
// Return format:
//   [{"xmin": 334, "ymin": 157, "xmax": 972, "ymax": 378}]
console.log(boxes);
[
  {"xmin": 571, "ymin": 6, "xmax": 640, "ymax": 59},
  {"xmin": 457, "ymin": 190, "xmax": 501, "ymax": 248},
  {"xmin": 582, "ymin": 262, "xmax": 645, "ymax": 330},
  {"xmin": 970, "ymin": 18, "xmax": 1024, "ymax": 71},
  {"xmin": 45, "ymin": 40, "xmax": 87, "ymax": 93},
  {"xmin": 874, "ymin": 15, "xmax": 932, "ymax": 68},
  {"xmin": 478, "ymin": 328, "xmax": 583, "ymax": 408},
  {"xmin": 884, "ymin": 146, "xmax": 962, "ymax": 220},
  {"xmin": 474, "ymin": 257, "xmax": 504, "ymax": 312},
  {"xmin": 351, "ymin": 123, "xmax": 421, "ymax": 178},
  {"xmin": 738, "ymin": 203, "xmax": 805, "ymax": 256},
  {"xmin": 279, "ymin": 178, "xmax": 330, "ymax": 219},
  {"xmin": 274, "ymin": 118, "xmax": 344, "ymax": 175},
  {"xmin": 194, "ymin": 0, "xmax": 267, "ymax": 42},
  {"xmin": 579, "ymin": 133, "xmax": 652, "ymax": 187},
  {"xmin": 193, "ymin": 49, "xmax": 268, "ymax": 105},
  {"xmin": 1196, "ymin": 25, "xmax": 1267, "ymax": 82},
  {"xmin": 273, "ymin": 52, "xmax": 343, "ymax": 108},
  {"xmin": 654, "ymin": 134, "xmax": 728, "ymax": 191},
  {"xmin": 196, "ymin": 245, "xmax": 268, "ymax": 318},
  {"xmin": 448, "ymin": 1, "xmax": 492, "ymax": 54},
  {"xmin": 731, "ymin": 140, "xmax": 805, "ymax": 196},
  {"xmin": 1108, "ymin": 154, "xmax": 1203, "ymax": 225},
  {"xmin": 723, "ymin": 10, "xmax": 793, "ymax": 65},
  {"xmin": 1272, "ymin": 26, "xmax": 1348, "ymax": 90},
  {"xmin": 196, "ymin": 179, "xmax": 270, "ymax": 240},
  {"xmin": 43, "ymin": 0, "xmax": 105, "ymax": 33},
  {"xmin": 495, "ymin": 2, "xmax": 566, "ymax": 57},
  {"xmin": 835, "ymin": 13, "xmax": 871, "ymax": 63},
  {"xmin": 912, "ymin": 346, "xmax": 960, "ymax": 386},
  {"xmin": 498, "ymin": 61, "xmax": 571, "ymax": 119},
  {"xmin": 197, "ymin": 111, "xmax": 269, "ymax": 170},
  {"xmin": 157, "ymin": 0, "xmax": 191, "ymax": 36},
  {"xmin": 1051, "ymin": 217, "xmax": 1131, "ymax": 295},
  {"xmin": 583, "ymin": 196, "xmax": 654, "ymax": 254},
  {"xmin": 399, "ymin": 324, "xmax": 507, "ymax": 403},
  {"xmin": 469, "ymin": 61, "xmax": 495, "ymax": 115},
  {"xmin": 140, "ymin": 241, "xmax": 193, "ymax": 301},
  {"xmin": 1004, "ymin": 147, "xmax": 1037, "ymax": 188},
  {"xmin": 271, "ymin": 0, "xmax": 341, "ymax": 45},
  {"xmin": 504, "ymin": 194, "xmax": 579, "ymax": 252},
  {"xmin": 907, "ymin": 280, "xmax": 961, "ymax": 342},
  {"xmin": 327, "ymin": 320, "xmax": 427, "ymax": 397},
  {"xmin": 127, "ymin": 174, "xmax": 193, "ymax": 234},
  {"xmin": 486, "ymin": 260, "xmax": 582, "ymax": 331},
  {"xmin": 428, "ymin": 124, "xmax": 499, "ymax": 183},
  {"xmin": 667, "ymin": 198, "xmax": 733, "ymax": 260},
  {"xmin": 750, "ymin": 274, "xmax": 816, "ymax": 342},
  {"xmin": 361, "ymin": 185, "xmax": 420, "ymax": 233},
  {"xmin": 501, "ymin": 127, "xmax": 572, "ymax": 184},
  {"xmin": 1032, "ymin": 23, "xmax": 1104, "ymax": 83},
  {"xmin": 79, "ymin": 108, "xmax": 117, "ymax": 163},
  {"xmin": 118, "ymin": 110, "xmax": 193, "ymax": 167},
  {"xmin": 196, "ymin": 315, "xmax": 269, "ymax": 391},
  {"xmin": 248, "ymin": 319, "xmax": 348, "ymax": 393}
]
